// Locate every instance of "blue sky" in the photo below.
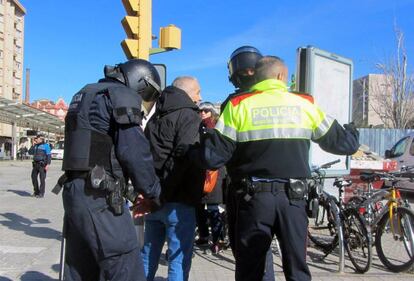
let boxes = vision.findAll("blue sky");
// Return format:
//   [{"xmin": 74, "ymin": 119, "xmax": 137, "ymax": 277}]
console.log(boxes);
[{"xmin": 19, "ymin": 0, "xmax": 414, "ymax": 104}]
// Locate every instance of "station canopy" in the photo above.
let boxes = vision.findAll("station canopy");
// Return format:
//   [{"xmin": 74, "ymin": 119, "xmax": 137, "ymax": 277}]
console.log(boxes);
[{"xmin": 0, "ymin": 97, "xmax": 64, "ymax": 134}]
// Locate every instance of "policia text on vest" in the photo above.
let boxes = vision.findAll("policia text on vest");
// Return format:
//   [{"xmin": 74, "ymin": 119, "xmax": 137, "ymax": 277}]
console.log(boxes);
[{"xmin": 188, "ymin": 60, "xmax": 359, "ymax": 281}]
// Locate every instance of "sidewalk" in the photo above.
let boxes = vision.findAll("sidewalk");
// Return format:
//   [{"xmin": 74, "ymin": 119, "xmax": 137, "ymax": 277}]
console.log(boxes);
[{"xmin": 0, "ymin": 160, "xmax": 413, "ymax": 280}]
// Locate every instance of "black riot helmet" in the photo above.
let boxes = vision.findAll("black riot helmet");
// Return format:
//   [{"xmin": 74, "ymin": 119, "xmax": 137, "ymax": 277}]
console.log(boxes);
[
  {"xmin": 228, "ymin": 46, "xmax": 263, "ymax": 90},
  {"xmin": 104, "ymin": 59, "xmax": 162, "ymax": 102}
]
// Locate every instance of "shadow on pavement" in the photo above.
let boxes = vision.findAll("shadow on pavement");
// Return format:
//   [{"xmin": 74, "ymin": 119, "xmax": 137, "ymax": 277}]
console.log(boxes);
[
  {"xmin": 6, "ymin": 189, "xmax": 32, "ymax": 197},
  {"xmin": 0, "ymin": 212, "xmax": 61, "ymax": 240},
  {"xmin": 193, "ymin": 249, "xmax": 235, "ymax": 271},
  {"xmin": 51, "ymin": 263, "xmax": 60, "ymax": 273},
  {"xmin": 20, "ymin": 271, "xmax": 56, "ymax": 281}
]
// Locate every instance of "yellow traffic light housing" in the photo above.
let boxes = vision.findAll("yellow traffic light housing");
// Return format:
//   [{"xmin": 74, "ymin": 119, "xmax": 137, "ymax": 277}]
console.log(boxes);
[
  {"xmin": 121, "ymin": 0, "xmax": 151, "ymax": 60},
  {"xmin": 159, "ymin": 25, "xmax": 181, "ymax": 50},
  {"xmin": 121, "ymin": 0, "xmax": 138, "ymax": 15}
]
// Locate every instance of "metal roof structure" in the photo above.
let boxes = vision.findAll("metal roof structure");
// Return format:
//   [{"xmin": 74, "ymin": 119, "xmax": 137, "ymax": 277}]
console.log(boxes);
[{"xmin": 0, "ymin": 97, "xmax": 64, "ymax": 134}]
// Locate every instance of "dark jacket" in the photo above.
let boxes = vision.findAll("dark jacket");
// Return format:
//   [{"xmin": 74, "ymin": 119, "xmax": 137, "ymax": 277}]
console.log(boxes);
[{"xmin": 145, "ymin": 86, "xmax": 205, "ymax": 206}]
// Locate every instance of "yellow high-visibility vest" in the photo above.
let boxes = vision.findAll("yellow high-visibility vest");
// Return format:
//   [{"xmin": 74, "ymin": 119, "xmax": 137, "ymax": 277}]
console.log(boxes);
[{"xmin": 216, "ymin": 79, "xmax": 333, "ymax": 142}]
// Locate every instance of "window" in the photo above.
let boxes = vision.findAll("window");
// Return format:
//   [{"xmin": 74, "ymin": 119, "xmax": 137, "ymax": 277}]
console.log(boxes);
[
  {"xmin": 391, "ymin": 137, "xmax": 410, "ymax": 157},
  {"xmin": 409, "ymin": 138, "xmax": 414, "ymax": 156}
]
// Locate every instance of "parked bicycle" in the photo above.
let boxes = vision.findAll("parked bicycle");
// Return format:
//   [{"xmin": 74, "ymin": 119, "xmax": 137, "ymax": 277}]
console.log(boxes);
[
  {"xmin": 307, "ymin": 160, "xmax": 372, "ymax": 273},
  {"xmin": 352, "ymin": 167, "xmax": 414, "ymax": 272}
]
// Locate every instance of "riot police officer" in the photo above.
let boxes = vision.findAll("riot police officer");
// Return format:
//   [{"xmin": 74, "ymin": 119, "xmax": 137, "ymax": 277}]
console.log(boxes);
[
  {"xmin": 28, "ymin": 134, "xmax": 51, "ymax": 198},
  {"xmin": 62, "ymin": 59, "xmax": 162, "ymax": 281},
  {"xmin": 221, "ymin": 46, "xmax": 275, "ymax": 281}
]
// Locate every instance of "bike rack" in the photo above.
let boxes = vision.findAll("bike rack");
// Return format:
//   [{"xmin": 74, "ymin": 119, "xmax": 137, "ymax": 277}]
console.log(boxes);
[{"xmin": 331, "ymin": 199, "xmax": 345, "ymax": 272}]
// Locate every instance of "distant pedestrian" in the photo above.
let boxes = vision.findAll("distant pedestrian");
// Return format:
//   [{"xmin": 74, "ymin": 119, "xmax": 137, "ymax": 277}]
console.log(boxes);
[
  {"xmin": 28, "ymin": 135, "xmax": 51, "ymax": 198},
  {"xmin": 17, "ymin": 145, "xmax": 28, "ymax": 161}
]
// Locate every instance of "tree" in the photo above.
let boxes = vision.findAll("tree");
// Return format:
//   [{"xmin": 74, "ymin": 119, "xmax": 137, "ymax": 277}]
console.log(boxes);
[{"xmin": 368, "ymin": 27, "xmax": 414, "ymax": 129}]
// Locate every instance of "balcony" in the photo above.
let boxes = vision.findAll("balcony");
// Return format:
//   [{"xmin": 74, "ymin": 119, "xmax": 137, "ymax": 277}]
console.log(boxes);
[{"xmin": 14, "ymin": 21, "xmax": 23, "ymax": 32}]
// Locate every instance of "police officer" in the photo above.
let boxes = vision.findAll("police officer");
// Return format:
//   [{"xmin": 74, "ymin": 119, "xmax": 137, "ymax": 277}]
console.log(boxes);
[
  {"xmin": 221, "ymin": 46, "xmax": 276, "ymax": 281},
  {"xmin": 62, "ymin": 59, "xmax": 162, "ymax": 281},
  {"xmin": 186, "ymin": 56, "xmax": 359, "ymax": 280},
  {"xmin": 221, "ymin": 46, "xmax": 263, "ymax": 112},
  {"xmin": 28, "ymin": 134, "xmax": 51, "ymax": 198}
]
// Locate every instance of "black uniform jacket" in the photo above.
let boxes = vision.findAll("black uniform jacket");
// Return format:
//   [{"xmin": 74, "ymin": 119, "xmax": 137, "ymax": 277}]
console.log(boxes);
[{"xmin": 145, "ymin": 86, "xmax": 205, "ymax": 206}]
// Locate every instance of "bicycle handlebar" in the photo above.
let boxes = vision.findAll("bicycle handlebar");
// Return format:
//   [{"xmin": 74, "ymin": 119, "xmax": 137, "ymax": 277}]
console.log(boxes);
[
  {"xmin": 321, "ymin": 159, "xmax": 341, "ymax": 169},
  {"xmin": 311, "ymin": 159, "xmax": 341, "ymax": 172}
]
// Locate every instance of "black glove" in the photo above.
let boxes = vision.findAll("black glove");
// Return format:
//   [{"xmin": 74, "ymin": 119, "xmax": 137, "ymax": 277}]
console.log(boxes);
[
  {"xmin": 344, "ymin": 122, "xmax": 359, "ymax": 139},
  {"xmin": 173, "ymin": 143, "xmax": 190, "ymax": 158}
]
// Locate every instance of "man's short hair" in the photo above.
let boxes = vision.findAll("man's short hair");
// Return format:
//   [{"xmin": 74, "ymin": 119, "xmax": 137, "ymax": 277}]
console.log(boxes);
[
  {"xmin": 255, "ymin": 56, "xmax": 286, "ymax": 82},
  {"xmin": 172, "ymin": 76, "xmax": 198, "ymax": 91},
  {"xmin": 172, "ymin": 76, "xmax": 201, "ymax": 102}
]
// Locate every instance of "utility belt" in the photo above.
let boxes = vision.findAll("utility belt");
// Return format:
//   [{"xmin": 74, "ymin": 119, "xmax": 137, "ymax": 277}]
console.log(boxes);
[
  {"xmin": 32, "ymin": 160, "xmax": 46, "ymax": 167},
  {"xmin": 53, "ymin": 165, "xmax": 137, "ymax": 216},
  {"xmin": 234, "ymin": 177, "xmax": 308, "ymax": 202}
]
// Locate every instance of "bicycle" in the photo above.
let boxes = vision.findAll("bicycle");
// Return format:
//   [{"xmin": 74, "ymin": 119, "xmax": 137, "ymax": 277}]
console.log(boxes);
[
  {"xmin": 307, "ymin": 160, "xmax": 372, "ymax": 273},
  {"xmin": 353, "ymin": 167, "xmax": 414, "ymax": 272}
]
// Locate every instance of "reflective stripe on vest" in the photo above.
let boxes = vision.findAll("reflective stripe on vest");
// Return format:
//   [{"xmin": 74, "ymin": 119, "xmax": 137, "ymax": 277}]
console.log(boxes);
[{"xmin": 216, "ymin": 79, "xmax": 333, "ymax": 142}]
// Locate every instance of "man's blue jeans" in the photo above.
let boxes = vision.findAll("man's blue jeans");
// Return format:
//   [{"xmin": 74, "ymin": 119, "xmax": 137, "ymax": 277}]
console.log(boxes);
[{"xmin": 141, "ymin": 202, "xmax": 196, "ymax": 281}]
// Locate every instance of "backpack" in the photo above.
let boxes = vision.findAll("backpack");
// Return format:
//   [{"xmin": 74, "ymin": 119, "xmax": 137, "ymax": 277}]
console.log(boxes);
[{"xmin": 203, "ymin": 170, "xmax": 219, "ymax": 193}]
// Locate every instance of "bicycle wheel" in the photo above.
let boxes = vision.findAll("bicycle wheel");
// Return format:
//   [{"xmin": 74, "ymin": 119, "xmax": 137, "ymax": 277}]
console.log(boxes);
[
  {"xmin": 343, "ymin": 208, "xmax": 372, "ymax": 273},
  {"xmin": 375, "ymin": 206, "xmax": 414, "ymax": 272},
  {"xmin": 308, "ymin": 197, "xmax": 338, "ymax": 252}
]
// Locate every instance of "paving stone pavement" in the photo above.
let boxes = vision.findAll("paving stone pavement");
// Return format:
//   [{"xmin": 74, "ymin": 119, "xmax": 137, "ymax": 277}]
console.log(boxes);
[{"xmin": 0, "ymin": 160, "xmax": 413, "ymax": 280}]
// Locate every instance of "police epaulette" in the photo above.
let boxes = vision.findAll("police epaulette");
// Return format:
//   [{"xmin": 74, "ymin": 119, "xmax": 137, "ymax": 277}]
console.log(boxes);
[{"xmin": 230, "ymin": 90, "xmax": 262, "ymax": 106}]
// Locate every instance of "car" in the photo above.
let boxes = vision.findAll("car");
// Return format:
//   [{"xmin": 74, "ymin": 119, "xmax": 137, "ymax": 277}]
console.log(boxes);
[
  {"xmin": 385, "ymin": 133, "xmax": 414, "ymax": 193},
  {"xmin": 51, "ymin": 140, "xmax": 64, "ymax": 160}
]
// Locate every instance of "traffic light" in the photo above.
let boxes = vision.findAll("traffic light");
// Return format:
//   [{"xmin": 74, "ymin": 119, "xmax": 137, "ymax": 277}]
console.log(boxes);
[
  {"xmin": 121, "ymin": 0, "xmax": 151, "ymax": 60},
  {"xmin": 159, "ymin": 25, "xmax": 181, "ymax": 50}
]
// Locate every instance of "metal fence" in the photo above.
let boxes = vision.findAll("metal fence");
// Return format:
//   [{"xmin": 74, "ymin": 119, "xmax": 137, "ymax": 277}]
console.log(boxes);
[{"xmin": 358, "ymin": 128, "xmax": 414, "ymax": 157}]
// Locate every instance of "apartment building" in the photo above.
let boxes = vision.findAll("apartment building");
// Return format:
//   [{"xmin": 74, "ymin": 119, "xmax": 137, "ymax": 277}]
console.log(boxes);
[
  {"xmin": 0, "ymin": 0, "xmax": 25, "ymax": 158},
  {"xmin": 353, "ymin": 74, "xmax": 391, "ymax": 128}
]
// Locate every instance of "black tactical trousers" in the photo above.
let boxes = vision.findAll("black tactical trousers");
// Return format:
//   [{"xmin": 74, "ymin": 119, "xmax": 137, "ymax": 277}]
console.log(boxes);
[
  {"xmin": 227, "ymin": 187, "xmax": 275, "ymax": 281},
  {"xmin": 229, "ymin": 187, "xmax": 311, "ymax": 281},
  {"xmin": 62, "ymin": 178, "xmax": 145, "ymax": 281},
  {"xmin": 31, "ymin": 162, "xmax": 46, "ymax": 196}
]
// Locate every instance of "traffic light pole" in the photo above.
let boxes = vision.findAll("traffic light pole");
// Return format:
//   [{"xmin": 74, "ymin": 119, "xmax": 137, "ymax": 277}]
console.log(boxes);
[{"xmin": 121, "ymin": 1, "xmax": 181, "ymax": 60}]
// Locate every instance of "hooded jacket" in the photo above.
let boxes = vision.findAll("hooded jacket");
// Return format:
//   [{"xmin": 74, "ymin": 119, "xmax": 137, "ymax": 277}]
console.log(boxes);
[{"xmin": 145, "ymin": 86, "xmax": 205, "ymax": 206}]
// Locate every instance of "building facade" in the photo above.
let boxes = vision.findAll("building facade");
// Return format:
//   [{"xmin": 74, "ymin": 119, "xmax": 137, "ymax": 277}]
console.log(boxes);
[
  {"xmin": 0, "ymin": 0, "xmax": 25, "ymax": 158},
  {"xmin": 353, "ymin": 74, "xmax": 391, "ymax": 128},
  {"xmin": 31, "ymin": 98, "xmax": 68, "ymax": 121}
]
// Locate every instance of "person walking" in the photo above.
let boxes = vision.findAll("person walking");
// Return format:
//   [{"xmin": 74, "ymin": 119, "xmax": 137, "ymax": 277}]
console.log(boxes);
[
  {"xmin": 140, "ymin": 76, "xmax": 205, "ymax": 281},
  {"xmin": 183, "ymin": 56, "xmax": 360, "ymax": 281},
  {"xmin": 28, "ymin": 134, "xmax": 51, "ymax": 198},
  {"xmin": 61, "ymin": 59, "xmax": 162, "ymax": 281}
]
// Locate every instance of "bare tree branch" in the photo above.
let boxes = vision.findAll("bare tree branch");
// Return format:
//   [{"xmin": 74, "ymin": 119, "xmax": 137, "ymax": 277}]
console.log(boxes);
[{"xmin": 367, "ymin": 27, "xmax": 414, "ymax": 128}]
